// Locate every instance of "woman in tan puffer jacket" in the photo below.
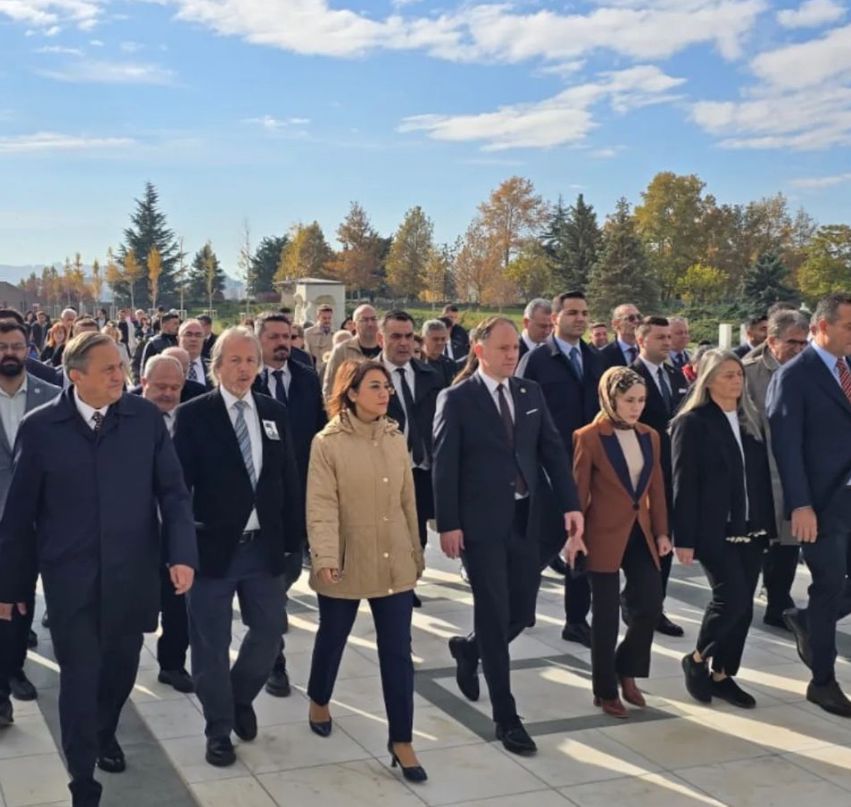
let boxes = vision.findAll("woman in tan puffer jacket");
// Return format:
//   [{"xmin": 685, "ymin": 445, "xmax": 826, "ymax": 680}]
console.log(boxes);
[{"xmin": 305, "ymin": 359, "xmax": 427, "ymax": 783}]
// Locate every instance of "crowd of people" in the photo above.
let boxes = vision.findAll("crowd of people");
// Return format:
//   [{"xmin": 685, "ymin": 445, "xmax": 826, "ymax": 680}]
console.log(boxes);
[{"xmin": 0, "ymin": 292, "xmax": 849, "ymax": 806}]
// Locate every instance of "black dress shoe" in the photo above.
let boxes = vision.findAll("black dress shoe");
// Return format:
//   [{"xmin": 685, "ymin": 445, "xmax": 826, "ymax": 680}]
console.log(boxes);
[
  {"xmin": 681, "ymin": 653, "xmax": 712, "ymax": 703},
  {"xmin": 448, "ymin": 636, "xmax": 480, "ymax": 701},
  {"xmin": 762, "ymin": 611, "xmax": 790, "ymax": 630},
  {"xmin": 0, "ymin": 696, "xmax": 13, "ymax": 728},
  {"xmin": 205, "ymin": 736, "xmax": 236, "ymax": 767},
  {"xmin": 158, "ymin": 668, "xmax": 194, "ymax": 693},
  {"xmin": 495, "ymin": 718, "xmax": 537, "ymax": 755},
  {"xmin": 807, "ymin": 680, "xmax": 851, "ymax": 717},
  {"xmin": 41, "ymin": 611, "xmax": 49, "ymax": 628},
  {"xmin": 234, "ymin": 703, "xmax": 258, "ymax": 741},
  {"xmin": 656, "ymin": 613, "xmax": 684, "ymax": 637},
  {"xmin": 710, "ymin": 676, "xmax": 756, "ymax": 708},
  {"xmin": 561, "ymin": 621, "xmax": 592, "ymax": 648},
  {"xmin": 309, "ymin": 717, "xmax": 333, "ymax": 737},
  {"xmin": 265, "ymin": 661, "xmax": 291, "ymax": 697},
  {"xmin": 388, "ymin": 740, "xmax": 428, "ymax": 782},
  {"xmin": 783, "ymin": 608, "xmax": 812, "ymax": 669},
  {"xmin": 27, "ymin": 629, "xmax": 38, "ymax": 649},
  {"xmin": 9, "ymin": 671, "xmax": 37, "ymax": 701},
  {"xmin": 412, "ymin": 593, "xmax": 422, "ymax": 608},
  {"xmin": 97, "ymin": 737, "xmax": 126, "ymax": 773},
  {"xmin": 548, "ymin": 556, "xmax": 568, "ymax": 576}
]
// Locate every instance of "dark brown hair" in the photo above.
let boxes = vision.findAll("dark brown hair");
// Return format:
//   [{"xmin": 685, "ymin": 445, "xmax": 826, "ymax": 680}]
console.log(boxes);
[{"xmin": 327, "ymin": 359, "xmax": 393, "ymax": 419}]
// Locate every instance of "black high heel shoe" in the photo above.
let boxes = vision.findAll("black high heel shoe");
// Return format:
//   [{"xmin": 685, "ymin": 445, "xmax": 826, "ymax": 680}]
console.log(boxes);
[
  {"xmin": 308, "ymin": 706, "xmax": 333, "ymax": 737},
  {"xmin": 387, "ymin": 740, "xmax": 427, "ymax": 783}
]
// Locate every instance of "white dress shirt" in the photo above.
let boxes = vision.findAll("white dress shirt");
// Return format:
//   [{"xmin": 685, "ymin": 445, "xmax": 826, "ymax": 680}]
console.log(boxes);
[
  {"xmin": 188, "ymin": 356, "xmax": 206, "ymax": 385},
  {"xmin": 74, "ymin": 392, "xmax": 110, "ymax": 430},
  {"xmin": 220, "ymin": 386, "xmax": 263, "ymax": 531},
  {"xmin": 520, "ymin": 332, "xmax": 541, "ymax": 353},
  {"xmin": 0, "ymin": 377, "xmax": 27, "ymax": 446},
  {"xmin": 385, "ymin": 357, "xmax": 430, "ymax": 470},
  {"xmin": 554, "ymin": 335, "xmax": 583, "ymax": 374},
  {"xmin": 477, "ymin": 367, "xmax": 515, "ymax": 422},
  {"xmin": 723, "ymin": 409, "xmax": 749, "ymax": 520},
  {"xmin": 262, "ymin": 363, "xmax": 291, "ymax": 400},
  {"xmin": 618, "ymin": 338, "xmax": 638, "ymax": 364},
  {"xmin": 638, "ymin": 356, "xmax": 669, "ymax": 397}
]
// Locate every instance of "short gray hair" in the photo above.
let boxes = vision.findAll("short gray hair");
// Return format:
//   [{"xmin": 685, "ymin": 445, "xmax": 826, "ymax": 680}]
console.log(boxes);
[
  {"xmin": 209, "ymin": 326, "xmax": 261, "ymax": 386},
  {"xmin": 143, "ymin": 354, "xmax": 185, "ymax": 380},
  {"xmin": 812, "ymin": 293, "xmax": 851, "ymax": 326},
  {"xmin": 422, "ymin": 318, "xmax": 448, "ymax": 336},
  {"xmin": 768, "ymin": 310, "xmax": 809, "ymax": 339},
  {"xmin": 63, "ymin": 332, "xmax": 116, "ymax": 375},
  {"xmin": 669, "ymin": 316, "xmax": 689, "ymax": 328},
  {"xmin": 523, "ymin": 298, "xmax": 552, "ymax": 320}
]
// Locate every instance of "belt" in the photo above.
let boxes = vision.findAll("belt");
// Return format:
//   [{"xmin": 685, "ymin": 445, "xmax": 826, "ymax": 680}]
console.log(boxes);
[{"xmin": 238, "ymin": 530, "xmax": 260, "ymax": 544}]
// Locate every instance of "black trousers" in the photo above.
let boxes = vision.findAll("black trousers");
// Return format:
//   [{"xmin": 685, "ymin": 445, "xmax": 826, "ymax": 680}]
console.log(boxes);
[
  {"xmin": 459, "ymin": 498, "xmax": 539, "ymax": 724},
  {"xmin": 660, "ymin": 551, "xmax": 673, "ymax": 601},
  {"xmin": 696, "ymin": 539, "xmax": 764, "ymax": 676},
  {"xmin": 50, "ymin": 597, "xmax": 143, "ymax": 806},
  {"xmin": 308, "ymin": 591, "xmax": 414, "ymax": 742},
  {"xmin": 762, "ymin": 543, "xmax": 800, "ymax": 618},
  {"xmin": 797, "ymin": 506, "xmax": 851, "ymax": 685},
  {"xmin": 412, "ymin": 467, "xmax": 434, "ymax": 549},
  {"xmin": 0, "ymin": 574, "xmax": 36, "ymax": 696},
  {"xmin": 187, "ymin": 542, "xmax": 286, "ymax": 738},
  {"xmin": 590, "ymin": 528, "xmax": 662, "ymax": 700},
  {"xmin": 157, "ymin": 565, "xmax": 189, "ymax": 672},
  {"xmin": 564, "ymin": 572, "xmax": 592, "ymax": 626}
]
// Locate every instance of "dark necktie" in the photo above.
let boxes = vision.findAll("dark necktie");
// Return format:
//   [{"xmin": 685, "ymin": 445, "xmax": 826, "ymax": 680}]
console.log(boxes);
[
  {"xmin": 657, "ymin": 366, "xmax": 672, "ymax": 411},
  {"xmin": 397, "ymin": 368, "xmax": 424, "ymax": 465},
  {"xmin": 568, "ymin": 346, "xmax": 583, "ymax": 380},
  {"xmin": 626, "ymin": 346, "xmax": 638, "ymax": 364},
  {"xmin": 271, "ymin": 369, "xmax": 287, "ymax": 405},
  {"xmin": 496, "ymin": 383, "xmax": 527, "ymax": 496},
  {"xmin": 91, "ymin": 411, "xmax": 105, "ymax": 432},
  {"xmin": 837, "ymin": 359, "xmax": 851, "ymax": 405}
]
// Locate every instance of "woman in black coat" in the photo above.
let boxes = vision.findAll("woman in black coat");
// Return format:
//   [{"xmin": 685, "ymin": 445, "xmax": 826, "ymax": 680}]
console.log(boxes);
[{"xmin": 671, "ymin": 349, "xmax": 775, "ymax": 709}]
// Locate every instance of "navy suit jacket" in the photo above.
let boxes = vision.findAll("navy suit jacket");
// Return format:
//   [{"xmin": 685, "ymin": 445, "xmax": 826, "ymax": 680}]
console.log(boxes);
[
  {"xmin": 385, "ymin": 357, "xmax": 444, "ymax": 465},
  {"xmin": 767, "ymin": 346, "xmax": 851, "ymax": 520},
  {"xmin": 174, "ymin": 390, "xmax": 306, "ymax": 577},
  {"xmin": 598, "ymin": 340, "xmax": 636, "ymax": 370},
  {"xmin": 516, "ymin": 335, "xmax": 603, "ymax": 456},
  {"xmin": 253, "ymin": 361, "xmax": 327, "ymax": 489},
  {"xmin": 26, "ymin": 356, "xmax": 60, "ymax": 386},
  {"xmin": 0, "ymin": 389, "xmax": 197, "ymax": 636},
  {"xmin": 432, "ymin": 374, "xmax": 579, "ymax": 545}
]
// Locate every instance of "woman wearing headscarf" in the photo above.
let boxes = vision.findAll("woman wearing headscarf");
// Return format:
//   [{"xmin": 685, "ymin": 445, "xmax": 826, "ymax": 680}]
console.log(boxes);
[
  {"xmin": 566, "ymin": 367, "xmax": 671, "ymax": 718},
  {"xmin": 672, "ymin": 349, "xmax": 775, "ymax": 709}
]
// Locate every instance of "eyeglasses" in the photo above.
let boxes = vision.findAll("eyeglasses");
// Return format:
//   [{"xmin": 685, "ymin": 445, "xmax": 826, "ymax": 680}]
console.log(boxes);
[{"xmin": 623, "ymin": 313, "xmax": 643, "ymax": 323}]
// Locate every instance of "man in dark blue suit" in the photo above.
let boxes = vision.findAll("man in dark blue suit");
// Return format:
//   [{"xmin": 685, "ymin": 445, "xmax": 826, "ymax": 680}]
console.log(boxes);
[
  {"xmin": 433, "ymin": 316, "xmax": 583, "ymax": 755},
  {"xmin": 516, "ymin": 291, "xmax": 602, "ymax": 647},
  {"xmin": 598, "ymin": 302, "xmax": 642, "ymax": 369},
  {"xmin": 252, "ymin": 311, "xmax": 325, "ymax": 696},
  {"xmin": 632, "ymin": 316, "xmax": 688, "ymax": 637},
  {"xmin": 174, "ymin": 327, "xmax": 306, "ymax": 768},
  {"xmin": 768, "ymin": 293, "xmax": 851, "ymax": 717},
  {"xmin": 0, "ymin": 332, "xmax": 197, "ymax": 807}
]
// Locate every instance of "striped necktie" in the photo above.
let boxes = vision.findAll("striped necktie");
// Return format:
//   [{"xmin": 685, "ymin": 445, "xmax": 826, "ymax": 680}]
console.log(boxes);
[
  {"xmin": 837, "ymin": 359, "xmax": 851, "ymax": 405},
  {"xmin": 233, "ymin": 400, "xmax": 257, "ymax": 489}
]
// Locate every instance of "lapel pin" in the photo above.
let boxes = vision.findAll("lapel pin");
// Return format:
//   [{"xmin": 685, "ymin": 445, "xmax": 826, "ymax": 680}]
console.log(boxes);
[{"xmin": 520, "ymin": 387, "xmax": 526, "ymax": 393}]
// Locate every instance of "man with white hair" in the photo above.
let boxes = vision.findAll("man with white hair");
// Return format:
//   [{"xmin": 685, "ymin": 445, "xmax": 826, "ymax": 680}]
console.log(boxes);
[
  {"xmin": 178, "ymin": 318, "xmax": 211, "ymax": 388},
  {"xmin": 519, "ymin": 298, "xmax": 553, "ymax": 358},
  {"xmin": 598, "ymin": 303, "xmax": 642, "ymax": 369},
  {"xmin": 669, "ymin": 317, "xmax": 691, "ymax": 370}
]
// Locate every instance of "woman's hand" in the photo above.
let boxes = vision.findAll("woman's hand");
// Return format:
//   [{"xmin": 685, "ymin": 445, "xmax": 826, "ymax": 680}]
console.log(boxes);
[
  {"xmin": 656, "ymin": 535, "xmax": 673, "ymax": 557},
  {"xmin": 675, "ymin": 547, "xmax": 694, "ymax": 565},
  {"xmin": 318, "ymin": 567, "xmax": 341, "ymax": 585},
  {"xmin": 564, "ymin": 534, "xmax": 588, "ymax": 570}
]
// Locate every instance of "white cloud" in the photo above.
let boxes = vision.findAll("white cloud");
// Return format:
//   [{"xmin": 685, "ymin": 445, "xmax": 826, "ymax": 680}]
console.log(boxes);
[
  {"xmin": 790, "ymin": 171, "xmax": 851, "ymax": 188},
  {"xmin": 777, "ymin": 0, "xmax": 844, "ymax": 29},
  {"xmin": 0, "ymin": 0, "xmax": 102, "ymax": 30},
  {"xmin": 0, "ymin": 131, "xmax": 134, "ymax": 154},
  {"xmin": 36, "ymin": 44, "xmax": 84, "ymax": 55},
  {"xmin": 243, "ymin": 115, "xmax": 311, "ymax": 130},
  {"xmin": 120, "ymin": 40, "xmax": 144, "ymax": 53},
  {"xmin": 751, "ymin": 23, "xmax": 851, "ymax": 89},
  {"xmin": 89, "ymin": 38, "xmax": 104, "ymax": 46},
  {"xmin": 168, "ymin": 0, "xmax": 766, "ymax": 63},
  {"xmin": 37, "ymin": 59, "xmax": 174, "ymax": 84},
  {"xmin": 399, "ymin": 65, "xmax": 684, "ymax": 150}
]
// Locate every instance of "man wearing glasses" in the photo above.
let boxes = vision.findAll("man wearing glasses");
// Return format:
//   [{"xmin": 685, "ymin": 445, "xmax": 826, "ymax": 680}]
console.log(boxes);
[
  {"xmin": 599, "ymin": 304, "xmax": 642, "ymax": 370},
  {"xmin": 321, "ymin": 304, "xmax": 382, "ymax": 400}
]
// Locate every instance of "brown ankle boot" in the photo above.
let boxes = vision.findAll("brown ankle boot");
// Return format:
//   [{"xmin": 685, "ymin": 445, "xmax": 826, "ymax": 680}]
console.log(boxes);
[
  {"xmin": 593, "ymin": 696, "xmax": 629, "ymax": 719},
  {"xmin": 620, "ymin": 677, "xmax": 646, "ymax": 708}
]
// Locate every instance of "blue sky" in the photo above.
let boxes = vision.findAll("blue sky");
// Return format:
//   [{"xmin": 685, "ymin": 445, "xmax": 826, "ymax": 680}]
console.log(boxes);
[{"xmin": 2, "ymin": 0, "xmax": 851, "ymax": 276}]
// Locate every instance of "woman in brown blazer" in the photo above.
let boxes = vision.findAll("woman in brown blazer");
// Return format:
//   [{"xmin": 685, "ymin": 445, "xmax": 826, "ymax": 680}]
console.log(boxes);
[{"xmin": 566, "ymin": 366, "xmax": 672, "ymax": 718}]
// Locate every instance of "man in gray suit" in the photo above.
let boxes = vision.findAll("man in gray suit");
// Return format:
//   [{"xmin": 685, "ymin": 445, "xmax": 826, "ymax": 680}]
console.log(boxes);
[{"xmin": 0, "ymin": 320, "xmax": 60, "ymax": 726}]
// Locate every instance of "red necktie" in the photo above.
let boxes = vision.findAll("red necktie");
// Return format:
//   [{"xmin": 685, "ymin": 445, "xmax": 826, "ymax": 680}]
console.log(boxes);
[{"xmin": 837, "ymin": 359, "xmax": 851, "ymax": 405}]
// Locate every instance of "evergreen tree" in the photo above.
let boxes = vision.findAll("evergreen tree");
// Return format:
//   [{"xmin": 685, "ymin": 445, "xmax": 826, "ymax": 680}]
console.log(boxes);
[
  {"xmin": 543, "ymin": 194, "xmax": 601, "ymax": 291},
  {"xmin": 188, "ymin": 242, "xmax": 226, "ymax": 308},
  {"xmin": 117, "ymin": 182, "xmax": 180, "ymax": 308},
  {"xmin": 587, "ymin": 198, "xmax": 660, "ymax": 319},
  {"xmin": 739, "ymin": 252, "xmax": 797, "ymax": 317},
  {"xmin": 386, "ymin": 206, "xmax": 433, "ymax": 300},
  {"xmin": 251, "ymin": 235, "xmax": 288, "ymax": 295}
]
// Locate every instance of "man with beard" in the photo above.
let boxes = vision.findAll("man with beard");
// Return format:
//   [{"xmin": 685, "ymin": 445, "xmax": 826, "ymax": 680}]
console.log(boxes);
[
  {"xmin": 0, "ymin": 321, "xmax": 60, "ymax": 726},
  {"xmin": 252, "ymin": 312, "xmax": 325, "ymax": 696}
]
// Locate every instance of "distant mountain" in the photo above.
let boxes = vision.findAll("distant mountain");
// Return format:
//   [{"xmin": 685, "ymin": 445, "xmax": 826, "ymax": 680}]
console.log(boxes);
[{"xmin": 0, "ymin": 265, "xmax": 48, "ymax": 285}]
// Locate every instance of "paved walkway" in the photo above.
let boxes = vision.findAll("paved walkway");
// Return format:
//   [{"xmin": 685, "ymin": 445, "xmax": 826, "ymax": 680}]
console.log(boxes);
[{"xmin": 2, "ymin": 544, "xmax": 851, "ymax": 807}]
